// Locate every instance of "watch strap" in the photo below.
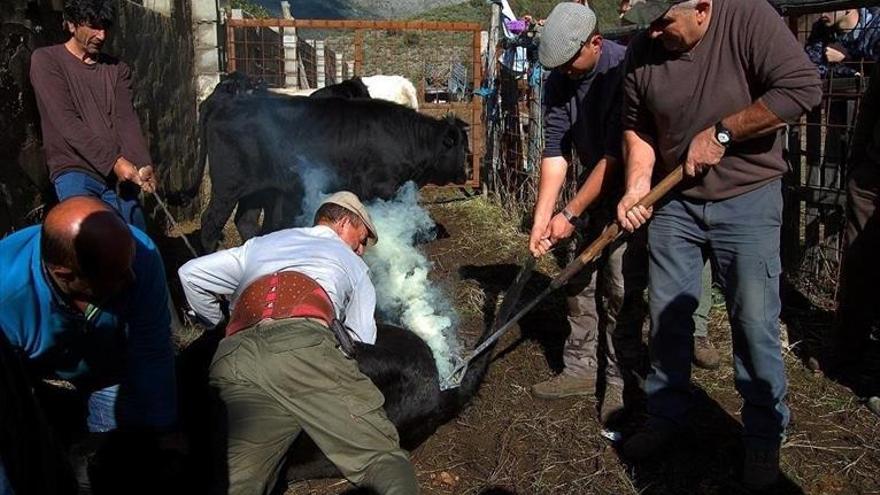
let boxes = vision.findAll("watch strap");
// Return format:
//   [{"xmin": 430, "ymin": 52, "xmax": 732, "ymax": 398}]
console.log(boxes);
[
  {"xmin": 714, "ymin": 121, "xmax": 733, "ymax": 147},
  {"xmin": 561, "ymin": 208, "xmax": 579, "ymax": 226}
]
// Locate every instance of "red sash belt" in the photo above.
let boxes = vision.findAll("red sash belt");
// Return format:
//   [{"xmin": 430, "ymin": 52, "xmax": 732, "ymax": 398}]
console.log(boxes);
[{"xmin": 226, "ymin": 271, "xmax": 335, "ymax": 337}]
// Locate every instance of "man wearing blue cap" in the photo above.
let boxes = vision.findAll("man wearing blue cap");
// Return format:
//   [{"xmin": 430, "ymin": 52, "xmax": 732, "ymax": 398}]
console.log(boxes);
[
  {"xmin": 615, "ymin": 0, "xmax": 821, "ymax": 488},
  {"xmin": 528, "ymin": 2, "xmax": 645, "ymax": 425}
]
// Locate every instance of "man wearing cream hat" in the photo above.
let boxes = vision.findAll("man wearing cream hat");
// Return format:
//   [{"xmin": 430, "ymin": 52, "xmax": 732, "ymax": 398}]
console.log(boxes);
[{"xmin": 179, "ymin": 191, "xmax": 418, "ymax": 494}]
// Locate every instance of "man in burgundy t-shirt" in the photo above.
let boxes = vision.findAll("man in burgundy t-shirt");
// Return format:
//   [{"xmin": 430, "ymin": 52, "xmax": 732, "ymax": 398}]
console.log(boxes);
[
  {"xmin": 30, "ymin": 0, "xmax": 156, "ymax": 231},
  {"xmin": 615, "ymin": 0, "xmax": 821, "ymax": 488}
]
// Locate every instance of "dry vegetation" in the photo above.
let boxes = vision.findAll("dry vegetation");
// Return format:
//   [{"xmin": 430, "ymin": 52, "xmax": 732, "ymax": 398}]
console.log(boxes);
[{"xmin": 240, "ymin": 189, "xmax": 878, "ymax": 494}]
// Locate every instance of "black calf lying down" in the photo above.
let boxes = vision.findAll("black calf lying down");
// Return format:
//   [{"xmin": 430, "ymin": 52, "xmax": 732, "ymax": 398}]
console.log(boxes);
[
  {"xmin": 284, "ymin": 323, "xmax": 491, "ymax": 481},
  {"xmin": 177, "ymin": 322, "xmax": 493, "ymax": 488}
]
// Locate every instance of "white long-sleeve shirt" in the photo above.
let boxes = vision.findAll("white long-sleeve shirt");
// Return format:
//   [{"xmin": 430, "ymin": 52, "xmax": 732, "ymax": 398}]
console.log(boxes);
[{"xmin": 178, "ymin": 225, "xmax": 377, "ymax": 344}]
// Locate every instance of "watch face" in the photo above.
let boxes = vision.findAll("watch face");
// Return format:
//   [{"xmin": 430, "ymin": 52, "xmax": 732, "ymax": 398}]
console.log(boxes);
[{"xmin": 717, "ymin": 131, "xmax": 731, "ymax": 144}]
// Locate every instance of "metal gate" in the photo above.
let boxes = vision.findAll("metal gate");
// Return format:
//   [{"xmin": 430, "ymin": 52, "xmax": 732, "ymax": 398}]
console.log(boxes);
[{"xmin": 223, "ymin": 15, "xmax": 484, "ymax": 188}]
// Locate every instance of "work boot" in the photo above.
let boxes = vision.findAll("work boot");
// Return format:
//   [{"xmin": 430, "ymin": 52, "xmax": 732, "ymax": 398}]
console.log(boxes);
[
  {"xmin": 532, "ymin": 373, "xmax": 596, "ymax": 400},
  {"xmin": 693, "ymin": 336, "xmax": 721, "ymax": 370},
  {"xmin": 622, "ymin": 425, "xmax": 677, "ymax": 461},
  {"xmin": 599, "ymin": 384, "xmax": 625, "ymax": 425},
  {"xmin": 743, "ymin": 445, "xmax": 780, "ymax": 490}
]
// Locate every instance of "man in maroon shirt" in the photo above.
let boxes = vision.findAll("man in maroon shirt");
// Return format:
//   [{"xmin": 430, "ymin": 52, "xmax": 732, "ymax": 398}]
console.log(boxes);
[
  {"xmin": 616, "ymin": 0, "xmax": 821, "ymax": 488},
  {"xmin": 30, "ymin": 0, "xmax": 156, "ymax": 232}
]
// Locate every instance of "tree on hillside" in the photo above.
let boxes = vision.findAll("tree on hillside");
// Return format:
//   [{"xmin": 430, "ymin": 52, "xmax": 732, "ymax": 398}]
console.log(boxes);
[{"xmin": 416, "ymin": 0, "xmax": 620, "ymax": 31}]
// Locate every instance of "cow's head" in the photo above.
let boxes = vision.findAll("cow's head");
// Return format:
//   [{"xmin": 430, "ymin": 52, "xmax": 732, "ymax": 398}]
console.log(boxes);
[{"xmin": 430, "ymin": 115, "xmax": 470, "ymax": 186}]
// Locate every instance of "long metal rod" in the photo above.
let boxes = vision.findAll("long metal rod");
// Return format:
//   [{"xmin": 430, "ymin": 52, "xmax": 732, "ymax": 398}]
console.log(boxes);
[
  {"xmin": 448, "ymin": 284, "xmax": 552, "ymax": 381},
  {"xmin": 447, "ymin": 166, "xmax": 685, "ymax": 384},
  {"xmin": 151, "ymin": 191, "xmax": 200, "ymax": 258}
]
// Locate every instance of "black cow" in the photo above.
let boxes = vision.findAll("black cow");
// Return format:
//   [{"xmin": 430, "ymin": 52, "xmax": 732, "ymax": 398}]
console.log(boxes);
[
  {"xmin": 284, "ymin": 322, "xmax": 493, "ymax": 483},
  {"xmin": 185, "ymin": 77, "xmax": 469, "ymax": 252},
  {"xmin": 176, "ymin": 321, "xmax": 494, "ymax": 492},
  {"xmin": 309, "ymin": 76, "xmax": 371, "ymax": 99}
]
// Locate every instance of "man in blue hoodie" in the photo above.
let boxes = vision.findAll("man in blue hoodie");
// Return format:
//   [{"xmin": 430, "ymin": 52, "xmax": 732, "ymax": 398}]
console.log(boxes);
[{"xmin": 0, "ymin": 197, "xmax": 178, "ymax": 494}]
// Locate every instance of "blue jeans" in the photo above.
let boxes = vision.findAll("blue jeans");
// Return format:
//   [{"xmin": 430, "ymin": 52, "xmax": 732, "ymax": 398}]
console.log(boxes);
[
  {"xmin": 645, "ymin": 179, "xmax": 788, "ymax": 449},
  {"xmin": 54, "ymin": 170, "xmax": 146, "ymax": 232},
  {"xmin": 87, "ymin": 385, "xmax": 120, "ymax": 432}
]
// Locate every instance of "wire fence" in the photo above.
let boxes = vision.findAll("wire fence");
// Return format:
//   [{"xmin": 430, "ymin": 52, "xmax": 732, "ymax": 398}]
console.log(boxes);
[
  {"xmin": 482, "ymin": 25, "xmax": 582, "ymax": 222},
  {"xmin": 223, "ymin": 16, "xmax": 484, "ymax": 187},
  {"xmin": 481, "ymin": 8, "xmax": 879, "ymax": 306},
  {"xmin": 783, "ymin": 10, "xmax": 878, "ymax": 306}
]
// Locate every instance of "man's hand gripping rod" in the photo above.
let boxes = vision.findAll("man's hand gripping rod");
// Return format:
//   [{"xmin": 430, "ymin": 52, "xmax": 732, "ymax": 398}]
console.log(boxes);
[{"xmin": 446, "ymin": 166, "xmax": 684, "ymax": 386}]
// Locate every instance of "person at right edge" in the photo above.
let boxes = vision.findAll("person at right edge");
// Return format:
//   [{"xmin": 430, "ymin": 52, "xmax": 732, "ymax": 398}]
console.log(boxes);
[
  {"xmin": 832, "ymin": 62, "xmax": 880, "ymax": 417},
  {"xmin": 616, "ymin": 0, "xmax": 821, "ymax": 490}
]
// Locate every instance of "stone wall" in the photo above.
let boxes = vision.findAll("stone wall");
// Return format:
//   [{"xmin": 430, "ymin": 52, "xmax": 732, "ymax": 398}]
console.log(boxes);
[
  {"xmin": 108, "ymin": 0, "xmax": 201, "ymax": 221},
  {"xmin": 0, "ymin": 1, "xmax": 65, "ymax": 235},
  {"xmin": 0, "ymin": 0, "xmax": 200, "ymax": 236}
]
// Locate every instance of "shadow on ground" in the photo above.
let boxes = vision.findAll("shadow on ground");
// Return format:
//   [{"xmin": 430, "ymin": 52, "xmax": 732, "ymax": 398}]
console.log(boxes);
[
  {"xmin": 458, "ymin": 263, "xmax": 569, "ymax": 373},
  {"xmin": 610, "ymin": 387, "xmax": 804, "ymax": 494},
  {"xmin": 780, "ymin": 277, "xmax": 880, "ymax": 399}
]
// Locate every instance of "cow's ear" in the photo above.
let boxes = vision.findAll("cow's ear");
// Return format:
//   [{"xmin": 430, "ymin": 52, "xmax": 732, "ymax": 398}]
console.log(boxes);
[{"xmin": 443, "ymin": 125, "xmax": 460, "ymax": 148}]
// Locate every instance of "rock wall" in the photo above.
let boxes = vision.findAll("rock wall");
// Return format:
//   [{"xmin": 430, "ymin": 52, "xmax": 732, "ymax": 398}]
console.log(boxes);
[
  {"xmin": 0, "ymin": 2, "xmax": 65, "ymax": 235},
  {"xmin": 0, "ymin": 0, "xmax": 200, "ymax": 236},
  {"xmin": 108, "ymin": 0, "xmax": 200, "ymax": 222}
]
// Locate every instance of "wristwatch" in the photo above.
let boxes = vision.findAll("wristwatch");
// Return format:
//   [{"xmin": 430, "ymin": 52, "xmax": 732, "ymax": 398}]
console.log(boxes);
[
  {"xmin": 714, "ymin": 121, "xmax": 733, "ymax": 147},
  {"xmin": 561, "ymin": 208, "xmax": 580, "ymax": 226}
]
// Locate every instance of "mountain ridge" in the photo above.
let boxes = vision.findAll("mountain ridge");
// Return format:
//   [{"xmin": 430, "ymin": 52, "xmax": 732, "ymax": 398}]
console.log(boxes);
[{"xmin": 251, "ymin": 0, "xmax": 465, "ymax": 19}]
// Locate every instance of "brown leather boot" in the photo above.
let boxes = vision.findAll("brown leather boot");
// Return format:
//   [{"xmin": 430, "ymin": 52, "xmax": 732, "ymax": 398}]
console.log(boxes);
[
  {"xmin": 531, "ymin": 373, "xmax": 597, "ymax": 400},
  {"xmin": 693, "ymin": 335, "xmax": 721, "ymax": 370}
]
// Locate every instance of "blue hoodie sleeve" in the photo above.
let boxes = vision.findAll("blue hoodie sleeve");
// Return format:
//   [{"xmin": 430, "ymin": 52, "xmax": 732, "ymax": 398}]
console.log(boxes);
[
  {"xmin": 117, "ymin": 230, "xmax": 177, "ymax": 431},
  {"xmin": 542, "ymin": 72, "xmax": 573, "ymax": 159}
]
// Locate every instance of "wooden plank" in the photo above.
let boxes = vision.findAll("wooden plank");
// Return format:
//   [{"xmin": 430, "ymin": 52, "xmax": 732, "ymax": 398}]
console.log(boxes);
[
  {"xmin": 471, "ymin": 28, "xmax": 483, "ymax": 188},
  {"xmin": 226, "ymin": 17, "xmax": 236, "ymax": 72},
  {"xmin": 782, "ymin": 125, "xmax": 802, "ymax": 271},
  {"xmin": 227, "ymin": 18, "xmax": 481, "ymax": 32},
  {"xmin": 420, "ymin": 102, "xmax": 473, "ymax": 111},
  {"xmin": 353, "ymin": 29, "xmax": 363, "ymax": 76}
]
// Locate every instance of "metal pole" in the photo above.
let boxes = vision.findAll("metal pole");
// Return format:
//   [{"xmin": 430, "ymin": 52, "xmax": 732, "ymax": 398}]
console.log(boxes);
[{"xmin": 151, "ymin": 192, "xmax": 200, "ymax": 258}]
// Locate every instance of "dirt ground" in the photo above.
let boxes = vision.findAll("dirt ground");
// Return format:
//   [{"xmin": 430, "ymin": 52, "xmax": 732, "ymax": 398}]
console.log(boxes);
[{"xmin": 164, "ymin": 190, "xmax": 879, "ymax": 495}]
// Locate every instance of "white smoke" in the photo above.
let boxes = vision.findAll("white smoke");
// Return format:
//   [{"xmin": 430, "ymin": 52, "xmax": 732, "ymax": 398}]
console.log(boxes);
[
  {"xmin": 362, "ymin": 183, "xmax": 460, "ymax": 387},
  {"xmin": 291, "ymin": 166, "xmax": 461, "ymax": 386},
  {"xmin": 293, "ymin": 158, "xmax": 338, "ymax": 226}
]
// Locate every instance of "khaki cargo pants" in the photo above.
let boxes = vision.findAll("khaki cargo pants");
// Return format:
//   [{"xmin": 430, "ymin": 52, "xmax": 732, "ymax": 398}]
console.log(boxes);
[
  {"xmin": 565, "ymin": 207, "xmax": 648, "ymax": 387},
  {"xmin": 208, "ymin": 318, "xmax": 418, "ymax": 495}
]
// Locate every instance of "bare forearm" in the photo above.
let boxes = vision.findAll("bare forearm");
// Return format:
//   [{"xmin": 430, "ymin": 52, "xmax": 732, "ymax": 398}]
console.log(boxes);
[
  {"xmin": 534, "ymin": 157, "xmax": 568, "ymax": 219},
  {"xmin": 624, "ymin": 130, "xmax": 655, "ymax": 193},
  {"xmin": 566, "ymin": 155, "xmax": 618, "ymax": 216},
  {"xmin": 721, "ymin": 99, "xmax": 785, "ymax": 142}
]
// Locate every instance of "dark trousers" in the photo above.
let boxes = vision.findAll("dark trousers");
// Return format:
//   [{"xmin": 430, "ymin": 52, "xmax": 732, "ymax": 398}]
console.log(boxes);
[
  {"xmin": 645, "ymin": 180, "xmax": 788, "ymax": 449},
  {"xmin": 835, "ymin": 163, "xmax": 880, "ymax": 367}
]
